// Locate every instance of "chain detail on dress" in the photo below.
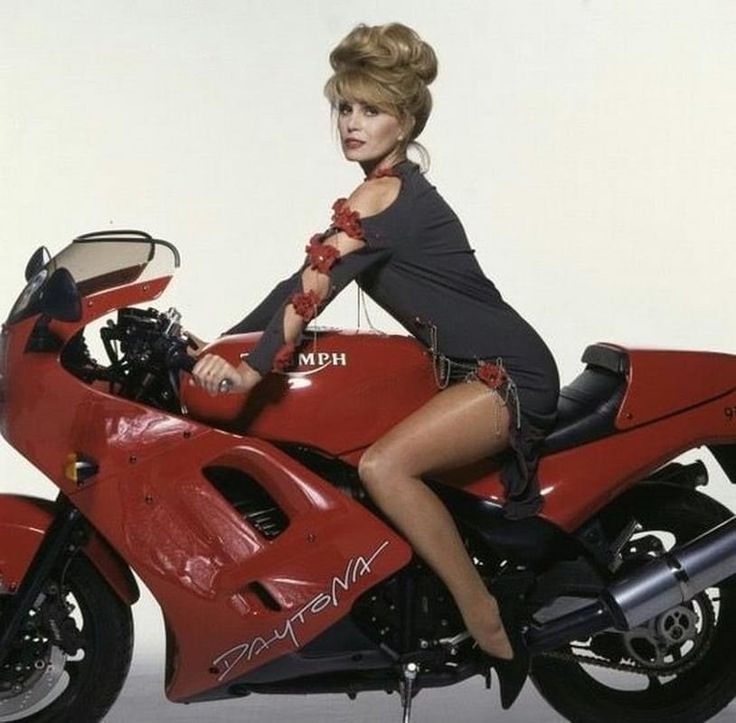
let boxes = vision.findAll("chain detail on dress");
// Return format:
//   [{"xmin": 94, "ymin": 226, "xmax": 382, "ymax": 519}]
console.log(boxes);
[
  {"xmin": 426, "ymin": 321, "xmax": 522, "ymax": 436},
  {"xmin": 357, "ymin": 286, "xmax": 383, "ymax": 333}
]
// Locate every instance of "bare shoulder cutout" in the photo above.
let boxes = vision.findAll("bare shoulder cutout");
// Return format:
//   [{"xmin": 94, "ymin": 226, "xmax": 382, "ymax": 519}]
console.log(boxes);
[{"xmin": 346, "ymin": 176, "xmax": 401, "ymax": 218}]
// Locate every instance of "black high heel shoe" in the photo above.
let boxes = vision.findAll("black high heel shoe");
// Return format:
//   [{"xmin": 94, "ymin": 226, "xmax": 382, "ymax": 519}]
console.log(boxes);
[{"xmin": 483, "ymin": 593, "xmax": 530, "ymax": 710}]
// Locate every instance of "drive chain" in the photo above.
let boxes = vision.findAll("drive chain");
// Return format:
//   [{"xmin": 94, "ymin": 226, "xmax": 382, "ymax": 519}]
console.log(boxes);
[
  {"xmin": 537, "ymin": 643, "xmax": 707, "ymax": 676},
  {"xmin": 536, "ymin": 594, "xmax": 716, "ymax": 677}
]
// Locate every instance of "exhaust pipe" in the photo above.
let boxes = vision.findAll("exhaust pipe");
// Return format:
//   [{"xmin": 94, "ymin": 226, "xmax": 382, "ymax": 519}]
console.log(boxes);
[{"xmin": 527, "ymin": 515, "xmax": 736, "ymax": 653}]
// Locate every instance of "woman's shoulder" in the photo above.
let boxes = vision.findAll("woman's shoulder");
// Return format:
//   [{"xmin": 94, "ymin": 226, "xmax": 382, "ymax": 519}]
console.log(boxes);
[{"xmin": 346, "ymin": 174, "xmax": 402, "ymax": 218}]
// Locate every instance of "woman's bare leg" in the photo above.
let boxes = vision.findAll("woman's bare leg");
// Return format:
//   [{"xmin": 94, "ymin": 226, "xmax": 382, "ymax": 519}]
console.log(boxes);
[{"xmin": 358, "ymin": 380, "xmax": 515, "ymax": 659}]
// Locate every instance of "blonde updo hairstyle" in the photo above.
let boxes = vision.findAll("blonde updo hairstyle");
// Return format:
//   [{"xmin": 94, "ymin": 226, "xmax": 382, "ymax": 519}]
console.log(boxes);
[{"xmin": 324, "ymin": 23, "xmax": 438, "ymax": 165}]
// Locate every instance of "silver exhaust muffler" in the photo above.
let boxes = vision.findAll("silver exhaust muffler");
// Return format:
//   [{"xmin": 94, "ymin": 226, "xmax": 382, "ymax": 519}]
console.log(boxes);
[{"xmin": 527, "ymin": 515, "xmax": 736, "ymax": 653}]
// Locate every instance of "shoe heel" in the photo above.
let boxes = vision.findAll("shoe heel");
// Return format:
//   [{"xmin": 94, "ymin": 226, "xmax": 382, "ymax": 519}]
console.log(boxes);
[
  {"xmin": 492, "ymin": 593, "xmax": 530, "ymax": 709},
  {"xmin": 495, "ymin": 654, "xmax": 528, "ymax": 710}
]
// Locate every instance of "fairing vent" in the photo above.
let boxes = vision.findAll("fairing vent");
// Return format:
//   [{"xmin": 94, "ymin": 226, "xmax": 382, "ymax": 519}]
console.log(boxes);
[{"xmin": 203, "ymin": 465, "xmax": 289, "ymax": 540}]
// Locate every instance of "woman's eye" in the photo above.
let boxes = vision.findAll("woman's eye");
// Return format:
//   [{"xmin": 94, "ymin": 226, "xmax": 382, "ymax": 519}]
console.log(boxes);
[
  {"xmin": 364, "ymin": 106, "xmax": 380, "ymax": 116},
  {"xmin": 338, "ymin": 103, "xmax": 352, "ymax": 115}
]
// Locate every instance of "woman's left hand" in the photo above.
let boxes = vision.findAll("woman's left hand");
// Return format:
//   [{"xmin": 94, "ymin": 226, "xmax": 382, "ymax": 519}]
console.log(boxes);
[{"xmin": 190, "ymin": 354, "xmax": 262, "ymax": 395}]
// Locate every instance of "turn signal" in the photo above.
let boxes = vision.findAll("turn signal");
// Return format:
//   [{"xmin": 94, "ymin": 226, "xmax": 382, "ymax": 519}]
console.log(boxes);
[{"xmin": 64, "ymin": 453, "xmax": 99, "ymax": 485}]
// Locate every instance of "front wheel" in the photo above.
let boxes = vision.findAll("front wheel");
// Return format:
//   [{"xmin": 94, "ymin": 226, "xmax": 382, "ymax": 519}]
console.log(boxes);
[
  {"xmin": 0, "ymin": 554, "xmax": 134, "ymax": 723},
  {"xmin": 531, "ymin": 485, "xmax": 736, "ymax": 723}
]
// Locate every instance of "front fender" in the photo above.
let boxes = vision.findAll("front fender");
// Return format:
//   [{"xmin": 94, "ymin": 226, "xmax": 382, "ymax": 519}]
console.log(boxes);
[{"xmin": 0, "ymin": 494, "xmax": 139, "ymax": 605}]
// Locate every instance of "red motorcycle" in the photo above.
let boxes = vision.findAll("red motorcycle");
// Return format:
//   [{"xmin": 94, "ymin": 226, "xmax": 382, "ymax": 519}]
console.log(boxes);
[{"xmin": 3, "ymin": 230, "xmax": 736, "ymax": 723}]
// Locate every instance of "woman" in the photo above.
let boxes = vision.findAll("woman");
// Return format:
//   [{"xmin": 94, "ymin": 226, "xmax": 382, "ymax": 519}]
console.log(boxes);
[{"xmin": 192, "ymin": 22, "xmax": 559, "ymax": 708}]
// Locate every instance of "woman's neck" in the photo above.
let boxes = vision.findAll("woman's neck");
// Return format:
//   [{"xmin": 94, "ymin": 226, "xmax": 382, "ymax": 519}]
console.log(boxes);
[{"xmin": 360, "ymin": 151, "xmax": 407, "ymax": 179}]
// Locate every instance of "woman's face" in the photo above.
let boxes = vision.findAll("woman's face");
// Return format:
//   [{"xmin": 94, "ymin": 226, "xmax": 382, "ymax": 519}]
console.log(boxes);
[{"xmin": 337, "ymin": 100, "xmax": 405, "ymax": 164}]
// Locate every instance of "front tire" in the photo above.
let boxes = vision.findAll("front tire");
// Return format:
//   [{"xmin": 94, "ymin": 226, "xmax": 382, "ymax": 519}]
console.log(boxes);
[
  {"xmin": 0, "ymin": 554, "xmax": 134, "ymax": 723},
  {"xmin": 531, "ymin": 485, "xmax": 736, "ymax": 723}
]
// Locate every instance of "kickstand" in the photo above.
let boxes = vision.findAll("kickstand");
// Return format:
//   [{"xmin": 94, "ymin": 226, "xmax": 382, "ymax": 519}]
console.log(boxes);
[{"xmin": 399, "ymin": 662, "xmax": 419, "ymax": 723}]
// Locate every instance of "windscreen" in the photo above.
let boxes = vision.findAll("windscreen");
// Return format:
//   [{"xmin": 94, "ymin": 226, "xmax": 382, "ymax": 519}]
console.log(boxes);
[{"xmin": 7, "ymin": 234, "xmax": 179, "ymax": 324}]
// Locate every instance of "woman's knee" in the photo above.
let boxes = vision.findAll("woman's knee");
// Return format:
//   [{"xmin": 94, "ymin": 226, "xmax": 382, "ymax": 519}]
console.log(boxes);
[{"xmin": 358, "ymin": 444, "xmax": 403, "ymax": 493}]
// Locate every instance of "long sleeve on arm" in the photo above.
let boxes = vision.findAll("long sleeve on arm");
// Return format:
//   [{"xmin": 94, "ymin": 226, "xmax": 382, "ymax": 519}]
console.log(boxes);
[
  {"xmin": 230, "ymin": 174, "xmax": 402, "ymax": 376},
  {"xmin": 244, "ymin": 242, "xmax": 391, "ymax": 375}
]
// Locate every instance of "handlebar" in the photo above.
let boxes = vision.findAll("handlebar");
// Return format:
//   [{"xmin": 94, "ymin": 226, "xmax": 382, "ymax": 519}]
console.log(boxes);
[{"xmin": 168, "ymin": 349, "xmax": 234, "ymax": 394}]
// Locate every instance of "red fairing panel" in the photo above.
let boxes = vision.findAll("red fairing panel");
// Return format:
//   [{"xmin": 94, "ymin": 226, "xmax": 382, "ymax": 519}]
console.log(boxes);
[
  {"xmin": 433, "ymin": 388, "xmax": 736, "ymax": 531},
  {"xmin": 1, "ymin": 284, "xmax": 412, "ymax": 701},
  {"xmin": 612, "ymin": 345, "xmax": 736, "ymax": 429},
  {"xmin": 182, "ymin": 331, "xmax": 438, "ymax": 455},
  {"xmin": 0, "ymin": 494, "xmax": 139, "ymax": 604}
]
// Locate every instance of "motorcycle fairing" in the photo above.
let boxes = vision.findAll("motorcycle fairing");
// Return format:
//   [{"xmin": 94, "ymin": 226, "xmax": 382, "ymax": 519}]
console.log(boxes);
[
  {"xmin": 105, "ymin": 431, "xmax": 410, "ymax": 700},
  {"xmin": 0, "ymin": 494, "xmax": 139, "ymax": 605},
  {"xmin": 3, "ymin": 270, "xmax": 412, "ymax": 701},
  {"xmin": 607, "ymin": 343, "xmax": 736, "ymax": 429},
  {"xmin": 186, "ymin": 615, "xmax": 398, "ymax": 702},
  {"xmin": 454, "ymin": 386, "xmax": 736, "ymax": 531}
]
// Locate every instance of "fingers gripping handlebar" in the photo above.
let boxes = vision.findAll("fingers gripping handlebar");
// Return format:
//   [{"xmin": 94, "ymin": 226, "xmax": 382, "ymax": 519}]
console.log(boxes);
[
  {"xmin": 172, "ymin": 353, "xmax": 234, "ymax": 395},
  {"xmin": 168, "ymin": 321, "xmax": 234, "ymax": 394},
  {"xmin": 92, "ymin": 306, "xmax": 236, "ymax": 403}
]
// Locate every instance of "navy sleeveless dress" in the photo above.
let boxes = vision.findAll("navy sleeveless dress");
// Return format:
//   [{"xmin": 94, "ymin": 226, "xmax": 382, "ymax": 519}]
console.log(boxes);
[{"xmin": 226, "ymin": 159, "xmax": 560, "ymax": 518}]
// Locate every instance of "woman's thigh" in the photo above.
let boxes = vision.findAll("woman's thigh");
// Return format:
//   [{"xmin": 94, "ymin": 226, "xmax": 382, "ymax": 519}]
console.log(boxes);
[{"xmin": 362, "ymin": 380, "xmax": 511, "ymax": 478}]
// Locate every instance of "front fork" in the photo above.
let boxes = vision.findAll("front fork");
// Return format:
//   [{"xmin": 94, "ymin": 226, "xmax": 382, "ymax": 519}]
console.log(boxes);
[{"xmin": 0, "ymin": 493, "xmax": 86, "ymax": 667}]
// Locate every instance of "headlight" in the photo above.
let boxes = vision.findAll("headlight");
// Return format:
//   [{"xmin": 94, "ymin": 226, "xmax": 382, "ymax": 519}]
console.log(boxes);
[{"xmin": 7, "ymin": 268, "xmax": 49, "ymax": 323}]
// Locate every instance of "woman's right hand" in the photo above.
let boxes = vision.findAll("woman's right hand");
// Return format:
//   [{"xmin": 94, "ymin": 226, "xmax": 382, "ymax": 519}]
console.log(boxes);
[{"xmin": 190, "ymin": 355, "xmax": 262, "ymax": 395}]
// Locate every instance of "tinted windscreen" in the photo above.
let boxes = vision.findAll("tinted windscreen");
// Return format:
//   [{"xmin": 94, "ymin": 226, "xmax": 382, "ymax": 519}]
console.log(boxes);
[{"xmin": 8, "ymin": 236, "xmax": 178, "ymax": 324}]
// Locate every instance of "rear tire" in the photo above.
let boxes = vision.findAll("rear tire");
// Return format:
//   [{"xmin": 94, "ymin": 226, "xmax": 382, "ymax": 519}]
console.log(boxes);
[
  {"xmin": 531, "ymin": 485, "xmax": 736, "ymax": 723},
  {"xmin": 0, "ymin": 554, "xmax": 134, "ymax": 723}
]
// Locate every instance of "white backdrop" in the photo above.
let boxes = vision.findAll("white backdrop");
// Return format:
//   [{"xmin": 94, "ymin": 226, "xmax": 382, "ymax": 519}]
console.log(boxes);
[{"xmin": 2, "ymin": 0, "xmax": 736, "ymax": 718}]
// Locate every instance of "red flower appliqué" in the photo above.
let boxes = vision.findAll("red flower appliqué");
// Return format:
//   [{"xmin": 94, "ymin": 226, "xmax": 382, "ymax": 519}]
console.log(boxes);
[
  {"xmin": 366, "ymin": 165, "xmax": 399, "ymax": 180},
  {"xmin": 476, "ymin": 360, "xmax": 508, "ymax": 390},
  {"xmin": 290, "ymin": 289, "xmax": 321, "ymax": 321},
  {"xmin": 273, "ymin": 341, "xmax": 296, "ymax": 372},
  {"xmin": 331, "ymin": 198, "xmax": 364, "ymax": 240},
  {"xmin": 305, "ymin": 236, "xmax": 341, "ymax": 274}
]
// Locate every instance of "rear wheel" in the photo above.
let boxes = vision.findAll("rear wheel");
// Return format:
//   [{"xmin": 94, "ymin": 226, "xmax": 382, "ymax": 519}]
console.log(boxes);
[
  {"xmin": 531, "ymin": 485, "xmax": 736, "ymax": 723},
  {"xmin": 0, "ymin": 554, "xmax": 133, "ymax": 722}
]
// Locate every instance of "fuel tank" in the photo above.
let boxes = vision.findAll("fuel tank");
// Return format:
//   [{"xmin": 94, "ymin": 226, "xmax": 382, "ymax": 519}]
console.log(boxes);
[{"xmin": 182, "ymin": 330, "xmax": 438, "ymax": 456}]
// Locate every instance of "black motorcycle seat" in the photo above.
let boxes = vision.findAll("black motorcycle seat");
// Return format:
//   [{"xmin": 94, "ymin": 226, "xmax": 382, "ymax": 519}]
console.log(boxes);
[{"xmin": 541, "ymin": 344, "xmax": 629, "ymax": 455}]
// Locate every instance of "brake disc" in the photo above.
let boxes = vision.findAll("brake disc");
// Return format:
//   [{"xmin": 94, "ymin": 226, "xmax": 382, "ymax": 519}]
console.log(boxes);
[{"xmin": 0, "ymin": 646, "xmax": 66, "ymax": 719}]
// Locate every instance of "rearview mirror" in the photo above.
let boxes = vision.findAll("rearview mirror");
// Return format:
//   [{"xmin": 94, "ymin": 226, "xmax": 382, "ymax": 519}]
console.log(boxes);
[{"xmin": 25, "ymin": 246, "xmax": 51, "ymax": 282}]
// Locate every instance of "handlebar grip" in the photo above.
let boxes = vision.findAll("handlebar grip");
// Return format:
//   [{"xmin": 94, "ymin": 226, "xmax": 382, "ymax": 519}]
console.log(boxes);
[
  {"xmin": 172, "ymin": 352, "xmax": 234, "ymax": 393},
  {"xmin": 170, "ymin": 349, "xmax": 234, "ymax": 394}
]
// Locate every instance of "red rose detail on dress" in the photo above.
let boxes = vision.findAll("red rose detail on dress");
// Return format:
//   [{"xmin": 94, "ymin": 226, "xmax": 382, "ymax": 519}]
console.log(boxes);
[
  {"xmin": 305, "ymin": 236, "xmax": 341, "ymax": 274},
  {"xmin": 273, "ymin": 341, "xmax": 296, "ymax": 372},
  {"xmin": 331, "ymin": 198, "xmax": 364, "ymax": 240},
  {"xmin": 476, "ymin": 360, "xmax": 508, "ymax": 390},
  {"xmin": 367, "ymin": 165, "xmax": 399, "ymax": 180},
  {"xmin": 290, "ymin": 289, "xmax": 321, "ymax": 321}
]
